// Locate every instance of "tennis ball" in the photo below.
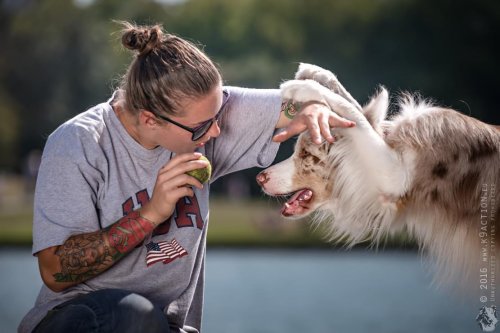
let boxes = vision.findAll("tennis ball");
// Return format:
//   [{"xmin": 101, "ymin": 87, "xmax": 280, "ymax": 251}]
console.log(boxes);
[{"xmin": 186, "ymin": 155, "xmax": 212, "ymax": 184}]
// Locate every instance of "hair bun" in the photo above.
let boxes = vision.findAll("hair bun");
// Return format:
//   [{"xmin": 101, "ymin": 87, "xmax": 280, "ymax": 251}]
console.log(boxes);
[{"xmin": 120, "ymin": 22, "xmax": 163, "ymax": 56}]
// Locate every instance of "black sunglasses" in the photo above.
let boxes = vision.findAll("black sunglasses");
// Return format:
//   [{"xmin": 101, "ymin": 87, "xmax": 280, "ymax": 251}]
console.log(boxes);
[{"xmin": 155, "ymin": 89, "xmax": 230, "ymax": 141}]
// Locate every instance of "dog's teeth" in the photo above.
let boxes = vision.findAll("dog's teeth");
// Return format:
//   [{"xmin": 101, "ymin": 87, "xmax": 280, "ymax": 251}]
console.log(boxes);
[{"xmin": 298, "ymin": 190, "xmax": 312, "ymax": 201}]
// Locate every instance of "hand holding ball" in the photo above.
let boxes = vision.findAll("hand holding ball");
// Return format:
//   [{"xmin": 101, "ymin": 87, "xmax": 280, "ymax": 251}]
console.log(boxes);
[{"xmin": 186, "ymin": 155, "xmax": 212, "ymax": 183}]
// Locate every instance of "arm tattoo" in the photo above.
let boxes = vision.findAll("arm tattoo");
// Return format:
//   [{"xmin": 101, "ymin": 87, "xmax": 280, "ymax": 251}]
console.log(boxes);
[
  {"xmin": 53, "ymin": 232, "xmax": 113, "ymax": 283},
  {"xmin": 107, "ymin": 210, "xmax": 157, "ymax": 253},
  {"xmin": 53, "ymin": 210, "xmax": 157, "ymax": 283},
  {"xmin": 281, "ymin": 100, "xmax": 301, "ymax": 119}
]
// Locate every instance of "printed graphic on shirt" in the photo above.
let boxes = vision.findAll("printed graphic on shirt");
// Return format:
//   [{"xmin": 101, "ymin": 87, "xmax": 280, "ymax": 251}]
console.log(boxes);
[
  {"xmin": 122, "ymin": 189, "xmax": 149, "ymax": 216},
  {"xmin": 121, "ymin": 189, "xmax": 204, "ymax": 237},
  {"xmin": 173, "ymin": 196, "xmax": 204, "ymax": 229},
  {"xmin": 145, "ymin": 238, "xmax": 188, "ymax": 267}
]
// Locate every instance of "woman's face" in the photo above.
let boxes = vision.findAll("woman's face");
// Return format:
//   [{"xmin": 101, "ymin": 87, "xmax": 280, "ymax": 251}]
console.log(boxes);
[{"xmin": 153, "ymin": 84, "xmax": 224, "ymax": 153}]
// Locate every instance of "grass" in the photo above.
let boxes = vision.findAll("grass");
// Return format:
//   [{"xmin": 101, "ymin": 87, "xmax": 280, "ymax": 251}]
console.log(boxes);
[
  {"xmin": 207, "ymin": 197, "xmax": 329, "ymax": 247},
  {"xmin": 0, "ymin": 208, "xmax": 34, "ymax": 246},
  {"xmin": 0, "ymin": 197, "xmax": 330, "ymax": 247},
  {"xmin": 0, "ymin": 196, "xmax": 416, "ymax": 249}
]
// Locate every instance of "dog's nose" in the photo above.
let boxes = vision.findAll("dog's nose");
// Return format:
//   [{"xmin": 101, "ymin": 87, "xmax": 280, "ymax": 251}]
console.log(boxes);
[{"xmin": 256, "ymin": 171, "xmax": 268, "ymax": 186}]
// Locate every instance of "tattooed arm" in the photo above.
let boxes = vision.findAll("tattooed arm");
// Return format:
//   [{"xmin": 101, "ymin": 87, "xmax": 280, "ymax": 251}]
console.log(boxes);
[
  {"xmin": 37, "ymin": 152, "xmax": 207, "ymax": 292},
  {"xmin": 37, "ymin": 210, "xmax": 159, "ymax": 292}
]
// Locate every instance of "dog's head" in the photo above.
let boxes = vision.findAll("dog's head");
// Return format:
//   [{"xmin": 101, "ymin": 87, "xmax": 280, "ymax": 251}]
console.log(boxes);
[{"xmin": 256, "ymin": 88, "xmax": 389, "ymax": 219}]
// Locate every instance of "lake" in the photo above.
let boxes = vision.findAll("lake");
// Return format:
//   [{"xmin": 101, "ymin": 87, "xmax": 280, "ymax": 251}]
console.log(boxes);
[{"xmin": 0, "ymin": 248, "xmax": 480, "ymax": 333}]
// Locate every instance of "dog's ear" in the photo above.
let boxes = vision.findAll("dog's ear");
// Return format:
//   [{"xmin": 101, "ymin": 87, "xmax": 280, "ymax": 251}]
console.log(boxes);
[{"xmin": 363, "ymin": 86, "xmax": 389, "ymax": 132}]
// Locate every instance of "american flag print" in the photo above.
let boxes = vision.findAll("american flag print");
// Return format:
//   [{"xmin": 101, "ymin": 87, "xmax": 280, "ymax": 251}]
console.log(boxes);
[{"xmin": 145, "ymin": 239, "xmax": 188, "ymax": 267}]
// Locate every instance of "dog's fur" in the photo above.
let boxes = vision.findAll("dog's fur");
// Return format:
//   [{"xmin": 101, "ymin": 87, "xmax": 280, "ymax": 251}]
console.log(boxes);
[{"xmin": 257, "ymin": 64, "xmax": 500, "ymax": 290}]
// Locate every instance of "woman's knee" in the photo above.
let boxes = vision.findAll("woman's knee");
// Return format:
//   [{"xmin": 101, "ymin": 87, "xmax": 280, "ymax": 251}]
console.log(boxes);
[
  {"xmin": 117, "ymin": 292, "xmax": 158, "ymax": 317},
  {"xmin": 95, "ymin": 289, "xmax": 170, "ymax": 333}
]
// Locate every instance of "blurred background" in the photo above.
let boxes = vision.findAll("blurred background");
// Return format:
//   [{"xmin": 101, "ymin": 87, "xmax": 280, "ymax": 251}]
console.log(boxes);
[{"xmin": 0, "ymin": 0, "xmax": 498, "ymax": 332}]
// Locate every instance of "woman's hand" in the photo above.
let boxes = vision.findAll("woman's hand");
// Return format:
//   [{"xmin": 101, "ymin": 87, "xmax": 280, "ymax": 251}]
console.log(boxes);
[
  {"xmin": 273, "ymin": 102, "xmax": 355, "ymax": 144},
  {"xmin": 140, "ymin": 152, "xmax": 208, "ymax": 224}
]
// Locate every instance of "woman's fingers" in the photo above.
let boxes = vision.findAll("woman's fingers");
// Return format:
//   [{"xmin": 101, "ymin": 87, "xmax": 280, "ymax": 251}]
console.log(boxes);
[
  {"xmin": 272, "ymin": 122, "xmax": 307, "ymax": 143},
  {"xmin": 160, "ymin": 152, "xmax": 203, "ymax": 173},
  {"xmin": 156, "ymin": 161, "xmax": 207, "ymax": 192},
  {"xmin": 328, "ymin": 112, "xmax": 356, "ymax": 129},
  {"xmin": 306, "ymin": 117, "xmax": 323, "ymax": 144},
  {"xmin": 319, "ymin": 113, "xmax": 334, "ymax": 143},
  {"xmin": 158, "ymin": 173, "xmax": 204, "ymax": 191},
  {"xmin": 274, "ymin": 102, "xmax": 356, "ymax": 145}
]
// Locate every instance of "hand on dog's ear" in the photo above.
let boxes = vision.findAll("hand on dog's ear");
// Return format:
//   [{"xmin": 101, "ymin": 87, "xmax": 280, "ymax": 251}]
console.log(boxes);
[{"xmin": 363, "ymin": 87, "xmax": 389, "ymax": 134}]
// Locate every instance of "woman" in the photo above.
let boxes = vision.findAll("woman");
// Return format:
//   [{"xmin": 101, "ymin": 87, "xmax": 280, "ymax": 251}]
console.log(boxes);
[{"xmin": 19, "ymin": 22, "xmax": 353, "ymax": 333}]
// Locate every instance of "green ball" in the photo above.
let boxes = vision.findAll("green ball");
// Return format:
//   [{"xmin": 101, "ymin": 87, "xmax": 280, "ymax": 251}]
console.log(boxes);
[{"xmin": 186, "ymin": 155, "xmax": 212, "ymax": 183}]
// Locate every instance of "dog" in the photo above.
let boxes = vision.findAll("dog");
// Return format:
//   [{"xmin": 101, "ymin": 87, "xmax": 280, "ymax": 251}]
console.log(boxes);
[{"xmin": 257, "ymin": 63, "xmax": 499, "ymax": 290}]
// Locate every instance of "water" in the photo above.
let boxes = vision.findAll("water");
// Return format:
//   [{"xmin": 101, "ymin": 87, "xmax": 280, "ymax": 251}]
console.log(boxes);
[{"xmin": 0, "ymin": 248, "xmax": 480, "ymax": 333}]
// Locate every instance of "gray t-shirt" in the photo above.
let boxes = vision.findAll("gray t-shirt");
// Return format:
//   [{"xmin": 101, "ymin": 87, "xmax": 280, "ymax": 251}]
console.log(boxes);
[{"xmin": 18, "ymin": 86, "xmax": 281, "ymax": 333}]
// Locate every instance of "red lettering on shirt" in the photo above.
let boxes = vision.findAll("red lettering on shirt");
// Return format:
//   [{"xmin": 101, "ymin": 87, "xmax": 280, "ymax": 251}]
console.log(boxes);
[
  {"xmin": 174, "ymin": 196, "xmax": 203, "ymax": 230},
  {"xmin": 121, "ymin": 190, "xmax": 204, "ymax": 238}
]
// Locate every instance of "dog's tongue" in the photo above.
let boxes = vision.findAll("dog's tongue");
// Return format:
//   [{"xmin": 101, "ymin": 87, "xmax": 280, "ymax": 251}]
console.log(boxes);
[{"xmin": 281, "ymin": 189, "xmax": 313, "ymax": 217}]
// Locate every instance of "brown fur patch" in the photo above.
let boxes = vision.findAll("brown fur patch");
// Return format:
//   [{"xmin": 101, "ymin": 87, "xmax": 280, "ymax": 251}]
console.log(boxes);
[
  {"xmin": 469, "ymin": 139, "xmax": 497, "ymax": 162},
  {"xmin": 432, "ymin": 162, "xmax": 448, "ymax": 179},
  {"xmin": 430, "ymin": 188, "xmax": 439, "ymax": 202},
  {"xmin": 298, "ymin": 149, "xmax": 309, "ymax": 159},
  {"xmin": 455, "ymin": 170, "xmax": 480, "ymax": 196}
]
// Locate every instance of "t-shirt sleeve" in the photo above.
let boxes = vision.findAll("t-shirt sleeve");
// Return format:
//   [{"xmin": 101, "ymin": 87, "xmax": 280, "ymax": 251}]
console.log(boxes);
[
  {"xmin": 32, "ymin": 127, "xmax": 103, "ymax": 255},
  {"xmin": 208, "ymin": 86, "xmax": 282, "ymax": 182}
]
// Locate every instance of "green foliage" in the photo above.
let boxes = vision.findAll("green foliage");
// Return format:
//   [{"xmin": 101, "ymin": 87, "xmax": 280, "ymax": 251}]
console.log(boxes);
[{"xmin": 0, "ymin": 0, "xmax": 498, "ymax": 173}]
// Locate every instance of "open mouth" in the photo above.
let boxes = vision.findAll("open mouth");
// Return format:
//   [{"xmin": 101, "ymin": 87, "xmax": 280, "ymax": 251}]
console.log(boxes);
[{"xmin": 279, "ymin": 189, "xmax": 313, "ymax": 217}]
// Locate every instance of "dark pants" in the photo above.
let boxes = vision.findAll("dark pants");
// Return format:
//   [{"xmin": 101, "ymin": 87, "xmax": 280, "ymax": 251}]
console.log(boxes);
[{"xmin": 33, "ymin": 289, "xmax": 170, "ymax": 333}]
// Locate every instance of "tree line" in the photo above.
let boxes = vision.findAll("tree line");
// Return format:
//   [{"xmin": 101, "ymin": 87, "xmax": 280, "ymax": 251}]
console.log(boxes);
[{"xmin": 1, "ymin": 0, "xmax": 498, "ymax": 173}]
